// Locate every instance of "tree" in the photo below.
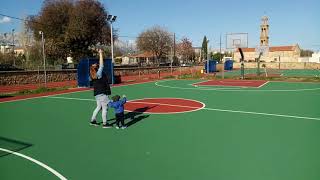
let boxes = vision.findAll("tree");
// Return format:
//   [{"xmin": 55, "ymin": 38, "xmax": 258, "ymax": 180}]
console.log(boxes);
[
  {"xmin": 27, "ymin": 0, "xmax": 112, "ymax": 63},
  {"xmin": 16, "ymin": 22, "xmax": 34, "ymax": 68},
  {"xmin": 113, "ymin": 40, "xmax": 137, "ymax": 57},
  {"xmin": 300, "ymin": 49, "xmax": 313, "ymax": 57},
  {"xmin": 201, "ymin": 36, "xmax": 208, "ymax": 60},
  {"xmin": 176, "ymin": 38, "xmax": 195, "ymax": 64},
  {"xmin": 211, "ymin": 52, "xmax": 232, "ymax": 63},
  {"xmin": 27, "ymin": 41, "xmax": 43, "ymax": 68},
  {"xmin": 136, "ymin": 26, "xmax": 173, "ymax": 65}
]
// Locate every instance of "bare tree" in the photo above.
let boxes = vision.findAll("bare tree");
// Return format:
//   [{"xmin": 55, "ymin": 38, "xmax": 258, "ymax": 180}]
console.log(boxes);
[
  {"xmin": 114, "ymin": 40, "xmax": 137, "ymax": 57},
  {"xmin": 136, "ymin": 26, "xmax": 173, "ymax": 65},
  {"xmin": 176, "ymin": 37, "xmax": 195, "ymax": 64}
]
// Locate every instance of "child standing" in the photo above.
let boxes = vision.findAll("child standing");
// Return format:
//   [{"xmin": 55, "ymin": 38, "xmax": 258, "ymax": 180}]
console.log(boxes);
[{"xmin": 109, "ymin": 95, "xmax": 127, "ymax": 129}]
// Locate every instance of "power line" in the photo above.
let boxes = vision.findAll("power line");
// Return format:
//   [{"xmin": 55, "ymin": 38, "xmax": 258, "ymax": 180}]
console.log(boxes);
[
  {"xmin": 0, "ymin": 12, "xmax": 45, "ymax": 27},
  {"xmin": 0, "ymin": 13, "xmax": 27, "ymax": 22}
]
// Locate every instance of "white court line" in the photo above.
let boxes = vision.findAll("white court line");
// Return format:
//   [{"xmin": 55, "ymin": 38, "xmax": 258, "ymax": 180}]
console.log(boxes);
[
  {"xmin": 258, "ymin": 81, "xmax": 269, "ymax": 88},
  {"xmin": 189, "ymin": 80, "xmax": 210, "ymax": 86},
  {"xmin": 155, "ymin": 80, "xmax": 320, "ymax": 92},
  {"xmin": 0, "ymin": 89, "xmax": 91, "ymax": 104},
  {"xmin": 214, "ymin": 87, "xmax": 320, "ymax": 92},
  {"xmin": 272, "ymin": 80, "xmax": 320, "ymax": 84},
  {"xmin": 111, "ymin": 80, "xmax": 155, "ymax": 87},
  {"xmin": 155, "ymin": 81, "xmax": 239, "ymax": 91},
  {"xmin": 0, "ymin": 147, "xmax": 67, "ymax": 180},
  {"xmin": 203, "ymin": 107, "xmax": 320, "ymax": 121},
  {"xmin": 125, "ymin": 98, "xmax": 206, "ymax": 114},
  {"xmin": 45, "ymin": 96, "xmax": 320, "ymax": 121},
  {"xmin": 48, "ymin": 96, "xmax": 95, "ymax": 101},
  {"xmin": 47, "ymin": 97, "xmax": 206, "ymax": 114}
]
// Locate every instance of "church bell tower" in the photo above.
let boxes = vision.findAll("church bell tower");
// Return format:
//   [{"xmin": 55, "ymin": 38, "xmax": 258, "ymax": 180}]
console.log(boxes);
[{"xmin": 260, "ymin": 16, "xmax": 269, "ymax": 46}]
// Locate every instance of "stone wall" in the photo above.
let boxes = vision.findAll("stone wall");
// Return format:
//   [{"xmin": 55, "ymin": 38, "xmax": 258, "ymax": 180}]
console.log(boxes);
[
  {"xmin": 115, "ymin": 66, "xmax": 203, "ymax": 76},
  {"xmin": 2, "ymin": 63, "xmax": 318, "ymax": 86},
  {"xmin": 0, "ymin": 66, "xmax": 203, "ymax": 86},
  {"xmin": 0, "ymin": 70, "xmax": 77, "ymax": 86}
]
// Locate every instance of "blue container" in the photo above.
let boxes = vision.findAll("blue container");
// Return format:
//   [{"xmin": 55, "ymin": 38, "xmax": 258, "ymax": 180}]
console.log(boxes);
[
  {"xmin": 224, "ymin": 60, "xmax": 233, "ymax": 70},
  {"xmin": 77, "ymin": 58, "xmax": 113, "ymax": 87},
  {"xmin": 204, "ymin": 60, "xmax": 217, "ymax": 73}
]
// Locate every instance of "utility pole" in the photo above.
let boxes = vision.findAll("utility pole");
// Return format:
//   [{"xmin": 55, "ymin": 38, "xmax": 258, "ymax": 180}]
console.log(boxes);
[
  {"xmin": 107, "ymin": 15, "xmax": 117, "ymax": 84},
  {"xmin": 206, "ymin": 39, "xmax": 210, "ymax": 73},
  {"xmin": 12, "ymin": 29, "xmax": 15, "ymax": 66},
  {"xmin": 39, "ymin": 31, "xmax": 47, "ymax": 87},
  {"xmin": 173, "ymin": 33, "xmax": 176, "ymax": 63},
  {"xmin": 173, "ymin": 33, "xmax": 176, "ymax": 57},
  {"xmin": 220, "ymin": 33, "xmax": 224, "ymax": 79}
]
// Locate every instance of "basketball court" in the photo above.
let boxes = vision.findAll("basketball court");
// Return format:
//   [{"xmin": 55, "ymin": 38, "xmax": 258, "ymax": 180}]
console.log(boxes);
[{"xmin": 1, "ymin": 79, "xmax": 320, "ymax": 180}]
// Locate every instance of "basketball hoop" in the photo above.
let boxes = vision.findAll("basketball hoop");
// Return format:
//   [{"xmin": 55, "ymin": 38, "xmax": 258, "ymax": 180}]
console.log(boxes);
[
  {"xmin": 226, "ymin": 33, "xmax": 248, "ymax": 50},
  {"xmin": 226, "ymin": 33, "xmax": 248, "ymax": 80}
]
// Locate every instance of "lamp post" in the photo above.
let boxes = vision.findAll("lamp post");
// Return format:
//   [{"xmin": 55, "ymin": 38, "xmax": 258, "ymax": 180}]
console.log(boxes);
[
  {"xmin": 107, "ymin": 15, "xmax": 117, "ymax": 84},
  {"xmin": 39, "ymin": 31, "xmax": 47, "ymax": 87},
  {"xmin": 219, "ymin": 34, "xmax": 225, "ymax": 79},
  {"xmin": 206, "ymin": 40, "xmax": 210, "ymax": 74}
]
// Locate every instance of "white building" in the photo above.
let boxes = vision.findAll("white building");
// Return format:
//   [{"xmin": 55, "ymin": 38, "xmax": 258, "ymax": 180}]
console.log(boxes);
[
  {"xmin": 298, "ymin": 52, "xmax": 320, "ymax": 63},
  {"xmin": 309, "ymin": 52, "xmax": 320, "ymax": 63}
]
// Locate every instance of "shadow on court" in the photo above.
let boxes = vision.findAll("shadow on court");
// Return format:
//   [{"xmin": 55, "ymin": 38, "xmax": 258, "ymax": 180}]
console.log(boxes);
[
  {"xmin": 108, "ymin": 106, "xmax": 155, "ymax": 127},
  {"xmin": 0, "ymin": 137, "xmax": 33, "ymax": 157},
  {"xmin": 0, "ymin": 95, "xmax": 14, "ymax": 99}
]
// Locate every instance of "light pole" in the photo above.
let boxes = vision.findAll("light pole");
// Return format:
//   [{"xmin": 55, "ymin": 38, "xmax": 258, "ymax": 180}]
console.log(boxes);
[
  {"xmin": 206, "ymin": 40, "xmax": 210, "ymax": 74},
  {"xmin": 107, "ymin": 15, "xmax": 117, "ymax": 84},
  {"xmin": 39, "ymin": 31, "xmax": 47, "ymax": 87}
]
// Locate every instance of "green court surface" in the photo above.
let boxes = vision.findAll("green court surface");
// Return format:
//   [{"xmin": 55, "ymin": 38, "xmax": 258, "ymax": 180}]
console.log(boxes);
[{"xmin": 1, "ymin": 80, "xmax": 320, "ymax": 180}]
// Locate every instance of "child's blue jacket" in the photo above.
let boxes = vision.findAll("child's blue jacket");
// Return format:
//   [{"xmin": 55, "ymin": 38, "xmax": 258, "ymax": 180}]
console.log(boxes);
[{"xmin": 109, "ymin": 97, "xmax": 127, "ymax": 114}]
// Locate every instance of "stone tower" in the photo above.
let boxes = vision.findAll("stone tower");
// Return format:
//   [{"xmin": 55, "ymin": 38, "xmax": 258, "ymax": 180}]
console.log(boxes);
[{"xmin": 260, "ymin": 16, "xmax": 269, "ymax": 46}]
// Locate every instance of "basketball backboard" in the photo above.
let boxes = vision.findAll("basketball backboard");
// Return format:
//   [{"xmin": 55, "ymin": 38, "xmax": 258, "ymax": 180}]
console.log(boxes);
[{"xmin": 226, "ymin": 33, "xmax": 248, "ymax": 50}]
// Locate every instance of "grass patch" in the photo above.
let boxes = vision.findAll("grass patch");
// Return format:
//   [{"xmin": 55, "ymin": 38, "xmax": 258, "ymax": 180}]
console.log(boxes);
[
  {"xmin": 178, "ymin": 72, "xmax": 205, "ymax": 79},
  {"xmin": 163, "ymin": 75, "xmax": 176, "ymax": 79}
]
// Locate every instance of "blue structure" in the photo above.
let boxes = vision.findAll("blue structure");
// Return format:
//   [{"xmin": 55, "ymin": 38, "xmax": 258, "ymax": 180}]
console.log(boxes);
[
  {"xmin": 224, "ymin": 59, "xmax": 233, "ymax": 70},
  {"xmin": 77, "ymin": 58, "xmax": 113, "ymax": 87},
  {"xmin": 204, "ymin": 60, "xmax": 217, "ymax": 73}
]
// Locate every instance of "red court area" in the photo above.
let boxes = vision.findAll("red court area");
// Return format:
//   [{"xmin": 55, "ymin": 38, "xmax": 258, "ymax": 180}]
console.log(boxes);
[
  {"xmin": 193, "ymin": 80, "xmax": 268, "ymax": 88},
  {"xmin": 125, "ymin": 98, "xmax": 205, "ymax": 114}
]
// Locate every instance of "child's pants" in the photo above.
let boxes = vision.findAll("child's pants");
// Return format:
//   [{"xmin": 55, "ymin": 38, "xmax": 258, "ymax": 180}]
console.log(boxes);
[
  {"xmin": 91, "ymin": 94, "xmax": 110, "ymax": 125},
  {"xmin": 115, "ymin": 112, "xmax": 125, "ymax": 127}
]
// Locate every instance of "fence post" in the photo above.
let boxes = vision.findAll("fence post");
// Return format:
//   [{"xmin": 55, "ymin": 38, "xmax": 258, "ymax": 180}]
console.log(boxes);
[{"xmin": 37, "ymin": 66, "xmax": 40, "ymax": 87}]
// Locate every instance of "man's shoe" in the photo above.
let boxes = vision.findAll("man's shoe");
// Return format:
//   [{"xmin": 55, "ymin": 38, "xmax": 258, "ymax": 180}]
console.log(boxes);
[
  {"xmin": 102, "ymin": 124, "xmax": 112, "ymax": 128},
  {"xmin": 90, "ymin": 121, "xmax": 99, "ymax": 126}
]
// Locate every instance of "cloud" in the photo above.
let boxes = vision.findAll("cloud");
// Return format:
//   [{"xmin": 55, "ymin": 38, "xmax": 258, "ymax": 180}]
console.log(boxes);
[{"xmin": 0, "ymin": 17, "xmax": 11, "ymax": 23}]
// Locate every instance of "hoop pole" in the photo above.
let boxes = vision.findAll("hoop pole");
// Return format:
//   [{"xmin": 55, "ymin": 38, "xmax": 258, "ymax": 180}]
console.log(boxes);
[
  {"xmin": 239, "ymin": 48, "xmax": 245, "ymax": 79},
  {"xmin": 257, "ymin": 52, "xmax": 262, "ymax": 76}
]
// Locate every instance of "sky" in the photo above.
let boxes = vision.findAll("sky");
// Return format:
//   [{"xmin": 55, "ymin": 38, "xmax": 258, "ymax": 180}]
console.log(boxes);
[{"xmin": 0, "ymin": 0, "xmax": 319, "ymax": 50}]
